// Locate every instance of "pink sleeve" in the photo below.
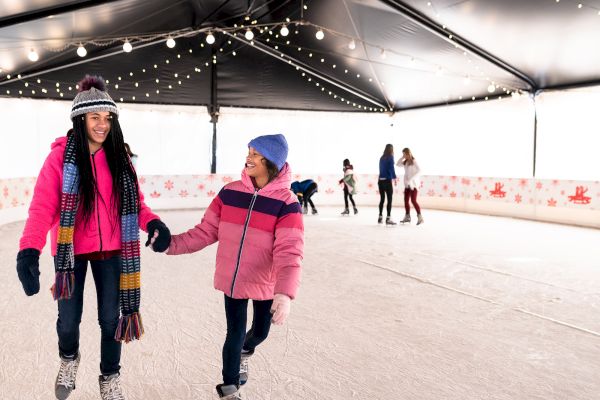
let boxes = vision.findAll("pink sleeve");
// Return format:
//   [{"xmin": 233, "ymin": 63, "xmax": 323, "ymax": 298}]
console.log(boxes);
[
  {"xmin": 137, "ymin": 185, "xmax": 160, "ymax": 232},
  {"xmin": 166, "ymin": 195, "xmax": 222, "ymax": 255},
  {"xmin": 19, "ymin": 151, "xmax": 62, "ymax": 251},
  {"xmin": 273, "ymin": 206, "xmax": 304, "ymax": 299}
]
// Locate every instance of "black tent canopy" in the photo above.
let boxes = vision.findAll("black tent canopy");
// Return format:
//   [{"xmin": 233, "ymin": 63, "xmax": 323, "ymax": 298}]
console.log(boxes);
[{"xmin": 0, "ymin": 0, "xmax": 598, "ymax": 112}]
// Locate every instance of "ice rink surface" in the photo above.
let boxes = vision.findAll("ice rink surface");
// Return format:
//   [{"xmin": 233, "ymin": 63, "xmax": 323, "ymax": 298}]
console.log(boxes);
[{"xmin": 1, "ymin": 207, "xmax": 599, "ymax": 399}]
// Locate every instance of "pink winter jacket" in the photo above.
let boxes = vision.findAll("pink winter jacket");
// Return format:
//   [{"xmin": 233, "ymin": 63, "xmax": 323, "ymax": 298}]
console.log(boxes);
[
  {"xmin": 19, "ymin": 136, "xmax": 159, "ymax": 255},
  {"xmin": 167, "ymin": 163, "xmax": 304, "ymax": 300}
]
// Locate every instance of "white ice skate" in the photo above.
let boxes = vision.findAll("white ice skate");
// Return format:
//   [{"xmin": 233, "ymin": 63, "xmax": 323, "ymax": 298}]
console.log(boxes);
[
  {"xmin": 99, "ymin": 373, "xmax": 126, "ymax": 400},
  {"xmin": 55, "ymin": 352, "xmax": 81, "ymax": 400}
]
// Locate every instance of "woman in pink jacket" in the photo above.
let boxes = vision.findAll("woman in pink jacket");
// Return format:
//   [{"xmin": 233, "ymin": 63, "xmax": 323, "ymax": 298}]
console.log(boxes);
[
  {"xmin": 152, "ymin": 134, "xmax": 304, "ymax": 400},
  {"xmin": 16, "ymin": 75, "xmax": 171, "ymax": 400}
]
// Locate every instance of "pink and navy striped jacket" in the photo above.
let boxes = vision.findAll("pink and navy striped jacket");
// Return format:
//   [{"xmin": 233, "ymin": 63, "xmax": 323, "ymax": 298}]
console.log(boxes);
[{"xmin": 167, "ymin": 163, "xmax": 304, "ymax": 300}]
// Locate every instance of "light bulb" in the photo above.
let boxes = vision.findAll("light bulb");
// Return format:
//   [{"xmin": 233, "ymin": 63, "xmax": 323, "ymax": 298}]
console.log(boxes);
[
  {"xmin": 315, "ymin": 29, "xmax": 324, "ymax": 40},
  {"xmin": 123, "ymin": 40, "xmax": 133, "ymax": 53},
  {"xmin": 348, "ymin": 39, "xmax": 356, "ymax": 50},
  {"xmin": 487, "ymin": 84, "xmax": 495, "ymax": 93},
  {"xmin": 28, "ymin": 49, "xmax": 39, "ymax": 62},
  {"xmin": 280, "ymin": 25, "xmax": 289, "ymax": 36},
  {"xmin": 245, "ymin": 29, "xmax": 254, "ymax": 40},
  {"xmin": 206, "ymin": 33, "xmax": 215, "ymax": 44},
  {"xmin": 166, "ymin": 37, "xmax": 176, "ymax": 48},
  {"xmin": 77, "ymin": 44, "xmax": 87, "ymax": 57}
]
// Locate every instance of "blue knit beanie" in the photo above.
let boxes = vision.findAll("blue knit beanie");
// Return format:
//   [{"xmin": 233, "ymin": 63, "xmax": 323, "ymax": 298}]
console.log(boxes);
[{"xmin": 248, "ymin": 134, "xmax": 289, "ymax": 171}]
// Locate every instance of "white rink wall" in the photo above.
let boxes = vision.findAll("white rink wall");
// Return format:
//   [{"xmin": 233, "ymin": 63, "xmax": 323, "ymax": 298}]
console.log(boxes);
[{"xmin": 1, "ymin": 88, "xmax": 600, "ymax": 227}]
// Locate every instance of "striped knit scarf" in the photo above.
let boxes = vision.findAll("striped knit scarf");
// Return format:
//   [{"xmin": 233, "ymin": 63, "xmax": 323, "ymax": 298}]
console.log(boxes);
[{"xmin": 53, "ymin": 132, "xmax": 144, "ymax": 343}]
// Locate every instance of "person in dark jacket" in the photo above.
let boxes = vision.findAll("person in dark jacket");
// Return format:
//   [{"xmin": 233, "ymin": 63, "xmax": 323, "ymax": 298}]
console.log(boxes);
[
  {"xmin": 291, "ymin": 179, "xmax": 318, "ymax": 215},
  {"xmin": 378, "ymin": 144, "xmax": 397, "ymax": 225}
]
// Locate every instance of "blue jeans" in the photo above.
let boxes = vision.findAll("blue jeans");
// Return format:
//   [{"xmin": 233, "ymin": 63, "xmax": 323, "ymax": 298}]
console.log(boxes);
[
  {"xmin": 56, "ymin": 256, "xmax": 121, "ymax": 376},
  {"xmin": 222, "ymin": 295, "xmax": 273, "ymax": 385}
]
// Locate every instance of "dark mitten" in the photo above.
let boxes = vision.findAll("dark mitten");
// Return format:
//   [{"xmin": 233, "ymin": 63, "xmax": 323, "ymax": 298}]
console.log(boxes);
[
  {"xmin": 145, "ymin": 219, "xmax": 172, "ymax": 252},
  {"xmin": 16, "ymin": 248, "xmax": 41, "ymax": 296}
]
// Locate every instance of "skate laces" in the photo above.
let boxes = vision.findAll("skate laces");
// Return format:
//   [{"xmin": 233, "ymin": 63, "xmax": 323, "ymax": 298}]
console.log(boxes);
[
  {"xmin": 100, "ymin": 375, "xmax": 125, "ymax": 400},
  {"xmin": 57, "ymin": 357, "xmax": 79, "ymax": 388},
  {"xmin": 240, "ymin": 356, "xmax": 249, "ymax": 375}
]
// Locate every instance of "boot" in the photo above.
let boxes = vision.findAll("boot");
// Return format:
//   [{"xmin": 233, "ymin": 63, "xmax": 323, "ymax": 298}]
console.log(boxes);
[
  {"xmin": 311, "ymin": 208, "xmax": 318, "ymax": 215},
  {"xmin": 386, "ymin": 216, "xmax": 397, "ymax": 226},
  {"xmin": 239, "ymin": 351, "xmax": 252, "ymax": 386},
  {"xmin": 302, "ymin": 205, "xmax": 308, "ymax": 215},
  {"xmin": 341, "ymin": 208, "xmax": 350, "ymax": 215},
  {"xmin": 401, "ymin": 214, "xmax": 411, "ymax": 224},
  {"xmin": 353, "ymin": 207, "xmax": 358, "ymax": 215},
  {"xmin": 216, "ymin": 383, "xmax": 243, "ymax": 400},
  {"xmin": 377, "ymin": 215, "xmax": 383, "ymax": 224},
  {"xmin": 417, "ymin": 214, "xmax": 424, "ymax": 225},
  {"xmin": 55, "ymin": 352, "xmax": 81, "ymax": 400},
  {"xmin": 99, "ymin": 373, "xmax": 126, "ymax": 400}
]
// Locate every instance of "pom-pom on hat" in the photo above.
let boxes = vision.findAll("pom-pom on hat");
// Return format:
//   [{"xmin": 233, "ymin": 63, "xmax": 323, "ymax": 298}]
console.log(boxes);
[
  {"xmin": 248, "ymin": 134, "xmax": 289, "ymax": 171},
  {"xmin": 70, "ymin": 75, "xmax": 118, "ymax": 120}
]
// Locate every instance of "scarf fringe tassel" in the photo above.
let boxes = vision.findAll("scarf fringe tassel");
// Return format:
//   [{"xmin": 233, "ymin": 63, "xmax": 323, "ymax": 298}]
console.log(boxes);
[
  {"xmin": 115, "ymin": 313, "xmax": 144, "ymax": 343},
  {"xmin": 51, "ymin": 271, "xmax": 75, "ymax": 300}
]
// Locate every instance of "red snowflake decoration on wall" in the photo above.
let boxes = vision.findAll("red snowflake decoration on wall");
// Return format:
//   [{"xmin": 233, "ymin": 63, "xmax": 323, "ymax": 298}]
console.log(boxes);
[
  {"xmin": 150, "ymin": 191, "xmax": 161, "ymax": 198},
  {"xmin": 139, "ymin": 176, "xmax": 146, "ymax": 184},
  {"xmin": 474, "ymin": 193, "xmax": 482, "ymax": 200},
  {"xmin": 514, "ymin": 194, "xmax": 522, "ymax": 203},
  {"xmin": 179, "ymin": 190, "xmax": 189, "ymax": 198},
  {"xmin": 535, "ymin": 181, "xmax": 543, "ymax": 190},
  {"xmin": 206, "ymin": 190, "xmax": 216, "ymax": 197},
  {"xmin": 547, "ymin": 198, "xmax": 557, "ymax": 207},
  {"xmin": 164, "ymin": 180, "xmax": 174, "ymax": 190}
]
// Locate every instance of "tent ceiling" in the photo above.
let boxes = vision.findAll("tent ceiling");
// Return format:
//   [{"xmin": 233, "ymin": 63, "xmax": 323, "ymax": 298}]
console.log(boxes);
[{"xmin": 0, "ymin": 0, "xmax": 596, "ymax": 112}]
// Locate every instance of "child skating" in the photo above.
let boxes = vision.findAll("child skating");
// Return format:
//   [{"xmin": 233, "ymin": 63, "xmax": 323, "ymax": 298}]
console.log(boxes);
[
  {"xmin": 339, "ymin": 158, "xmax": 358, "ymax": 215},
  {"xmin": 150, "ymin": 134, "xmax": 304, "ymax": 399}
]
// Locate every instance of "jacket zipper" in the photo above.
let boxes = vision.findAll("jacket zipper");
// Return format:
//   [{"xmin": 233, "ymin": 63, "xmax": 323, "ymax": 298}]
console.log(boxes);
[
  {"xmin": 91, "ymin": 153, "xmax": 103, "ymax": 252},
  {"xmin": 230, "ymin": 189, "xmax": 259, "ymax": 297}
]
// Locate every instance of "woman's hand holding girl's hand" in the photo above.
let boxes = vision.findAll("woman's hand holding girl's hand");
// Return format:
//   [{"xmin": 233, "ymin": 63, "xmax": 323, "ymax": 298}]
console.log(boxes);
[
  {"xmin": 270, "ymin": 294, "xmax": 291, "ymax": 325},
  {"xmin": 145, "ymin": 219, "xmax": 171, "ymax": 252}
]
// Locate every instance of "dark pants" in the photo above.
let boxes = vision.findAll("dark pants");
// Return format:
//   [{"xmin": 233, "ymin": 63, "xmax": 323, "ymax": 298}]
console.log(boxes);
[
  {"xmin": 404, "ymin": 188, "xmax": 421, "ymax": 214},
  {"xmin": 222, "ymin": 295, "xmax": 273, "ymax": 385},
  {"xmin": 302, "ymin": 182, "xmax": 318, "ymax": 210},
  {"xmin": 56, "ymin": 256, "xmax": 121, "ymax": 376},
  {"xmin": 378, "ymin": 179, "xmax": 393, "ymax": 217},
  {"xmin": 343, "ymin": 186, "xmax": 356, "ymax": 208}
]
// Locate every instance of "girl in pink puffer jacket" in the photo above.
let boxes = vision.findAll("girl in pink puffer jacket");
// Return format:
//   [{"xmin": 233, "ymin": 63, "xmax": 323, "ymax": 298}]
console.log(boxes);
[{"xmin": 152, "ymin": 134, "xmax": 304, "ymax": 400}]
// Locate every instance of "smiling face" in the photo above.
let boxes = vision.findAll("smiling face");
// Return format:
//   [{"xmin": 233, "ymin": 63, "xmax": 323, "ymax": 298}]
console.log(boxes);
[
  {"xmin": 85, "ymin": 111, "xmax": 112, "ymax": 152},
  {"xmin": 245, "ymin": 146, "xmax": 269, "ymax": 180}
]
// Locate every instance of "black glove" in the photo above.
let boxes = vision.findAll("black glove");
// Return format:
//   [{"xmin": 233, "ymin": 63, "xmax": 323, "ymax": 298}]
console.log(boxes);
[
  {"xmin": 16, "ymin": 248, "xmax": 41, "ymax": 296},
  {"xmin": 145, "ymin": 219, "xmax": 171, "ymax": 252}
]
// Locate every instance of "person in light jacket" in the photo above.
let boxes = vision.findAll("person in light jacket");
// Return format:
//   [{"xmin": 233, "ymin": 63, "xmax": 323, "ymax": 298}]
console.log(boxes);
[
  {"xmin": 339, "ymin": 159, "xmax": 358, "ymax": 215},
  {"xmin": 396, "ymin": 147, "xmax": 424, "ymax": 225}
]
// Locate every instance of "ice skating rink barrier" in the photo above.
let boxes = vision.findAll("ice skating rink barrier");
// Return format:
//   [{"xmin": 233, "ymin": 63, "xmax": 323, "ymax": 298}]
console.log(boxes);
[{"xmin": 1, "ymin": 174, "xmax": 599, "ymax": 228}]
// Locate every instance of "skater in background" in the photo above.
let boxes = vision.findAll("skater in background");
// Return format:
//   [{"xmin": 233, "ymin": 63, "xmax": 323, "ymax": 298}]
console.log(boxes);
[
  {"xmin": 151, "ymin": 134, "xmax": 304, "ymax": 400},
  {"xmin": 291, "ymin": 178, "xmax": 319, "ymax": 215},
  {"xmin": 124, "ymin": 142, "xmax": 138, "ymax": 169},
  {"xmin": 378, "ymin": 144, "xmax": 397, "ymax": 225},
  {"xmin": 15, "ymin": 75, "xmax": 171, "ymax": 400},
  {"xmin": 396, "ymin": 147, "xmax": 424, "ymax": 225},
  {"xmin": 339, "ymin": 159, "xmax": 358, "ymax": 215}
]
